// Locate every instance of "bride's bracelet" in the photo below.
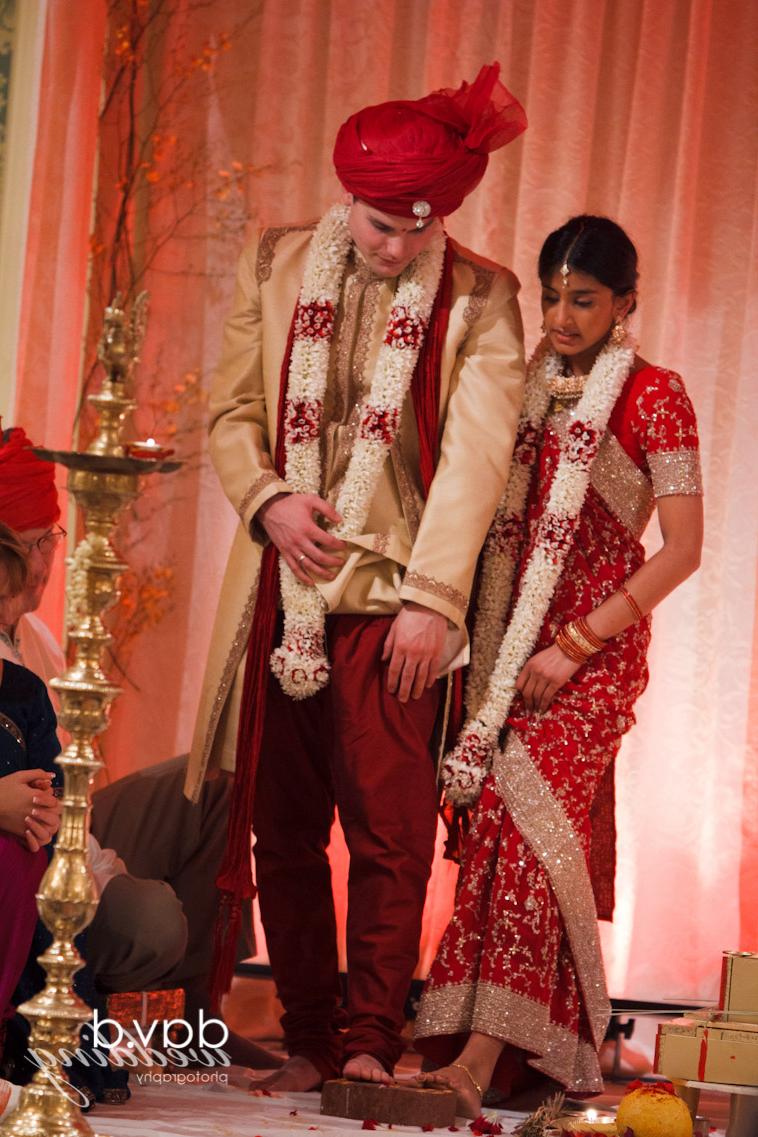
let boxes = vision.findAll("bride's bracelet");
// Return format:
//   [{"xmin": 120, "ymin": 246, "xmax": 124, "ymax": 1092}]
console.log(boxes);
[
  {"xmin": 618, "ymin": 584, "xmax": 644, "ymax": 622},
  {"xmin": 555, "ymin": 626, "xmax": 587, "ymax": 663},
  {"xmin": 555, "ymin": 616, "xmax": 606, "ymax": 663},
  {"xmin": 574, "ymin": 614, "xmax": 605, "ymax": 651}
]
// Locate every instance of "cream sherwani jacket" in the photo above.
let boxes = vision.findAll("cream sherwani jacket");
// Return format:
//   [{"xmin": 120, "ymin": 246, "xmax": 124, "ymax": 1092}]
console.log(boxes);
[{"xmin": 185, "ymin": 223, "xmax": 524, "ymax": 801}]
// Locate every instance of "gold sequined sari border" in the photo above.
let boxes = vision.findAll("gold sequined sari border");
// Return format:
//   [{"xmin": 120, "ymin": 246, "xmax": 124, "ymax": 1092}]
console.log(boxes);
[
  {"xmin": 493, "ymin": 734, "xmax": 611, "ymax": 1050},
  {"xmin": 415, "ymin": 982, "xmax": 603, "ymax": 1092},
  {"xmin": 590, "ymin": 431, "xmax": 655, "ymax": 540},
  {"xmin": 648, "ymin": 448, "xmax": 703, "ymax": 496}
]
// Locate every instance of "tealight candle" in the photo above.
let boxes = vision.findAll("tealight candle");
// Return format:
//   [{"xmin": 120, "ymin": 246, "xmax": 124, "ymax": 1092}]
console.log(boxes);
[
  {"xmin": 558, "ymin": 1114, "xmax": 618, "ymax": 1132},
  {"xmin": 125, "ymin": 438, "xmax": 174, "ymax": 461}
]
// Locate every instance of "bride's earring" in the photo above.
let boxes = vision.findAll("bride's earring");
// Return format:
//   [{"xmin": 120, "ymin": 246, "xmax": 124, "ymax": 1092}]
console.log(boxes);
[{"xmin": 610, "ymin": 319, "xmax": 626, "ymax": 346}]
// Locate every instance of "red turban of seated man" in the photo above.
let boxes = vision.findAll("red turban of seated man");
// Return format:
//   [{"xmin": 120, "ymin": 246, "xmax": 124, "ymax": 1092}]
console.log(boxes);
[
  {"xmin": 332, "ymin": 61, "xmax": 527, "ymax": 221},
  {"xmin": 0, "ymin": 423, "xmax": 60, "ymax": 532}
]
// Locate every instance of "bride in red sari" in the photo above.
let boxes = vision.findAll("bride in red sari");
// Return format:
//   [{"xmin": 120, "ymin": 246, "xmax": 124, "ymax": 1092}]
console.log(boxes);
[{"xmin": 413, "ymin": 215, "xmax": 704, "ymax": 1116}]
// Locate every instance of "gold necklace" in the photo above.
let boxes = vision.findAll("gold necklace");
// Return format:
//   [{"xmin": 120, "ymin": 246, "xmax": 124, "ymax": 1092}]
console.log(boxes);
[
  {"xmin": 546, "ymin": 370, "xmax": 587, "ymax": 398},
  {"xmin": 546, "ymin": 367, "xmax": 588, "ymax": 414}
]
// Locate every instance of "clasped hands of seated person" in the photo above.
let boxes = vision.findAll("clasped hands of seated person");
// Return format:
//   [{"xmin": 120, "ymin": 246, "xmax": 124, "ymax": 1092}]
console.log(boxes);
[{"xmin": 0, "ymin": 769, "xmax": 62, "ymax": 853}]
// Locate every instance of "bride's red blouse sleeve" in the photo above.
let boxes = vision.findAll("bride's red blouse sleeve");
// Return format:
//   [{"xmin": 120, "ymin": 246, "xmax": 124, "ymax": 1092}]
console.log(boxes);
[{"xmin": 608, "ymin": 364, "xmax": 703, "ymax": 497}]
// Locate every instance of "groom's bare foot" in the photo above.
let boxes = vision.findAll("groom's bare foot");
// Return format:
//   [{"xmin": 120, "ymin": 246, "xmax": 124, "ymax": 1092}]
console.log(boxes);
[
  {"xmin": 251, "ymin": 1055, "xmax": 322, "ymax": 1092},
  {"xmin": 343, "ymin": 1053, "xmax": 393, "ymax": 1084},
  {"xmin": 218, "ymin": 1030, "xmax": 284, "ymax": 1070},
  {"xmin": 413, "ymin": 1067, "xmax": 481, "ymax": 1118}
]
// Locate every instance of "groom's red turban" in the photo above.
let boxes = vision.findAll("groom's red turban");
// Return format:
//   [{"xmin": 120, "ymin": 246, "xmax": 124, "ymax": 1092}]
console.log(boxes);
[
  {"xmin": 0, "ymin": 424, "xmax": 60, "ymax": 532},
  {"xmin": 333, "ymin": 62, "xmax": 527, "ymax": 220}
]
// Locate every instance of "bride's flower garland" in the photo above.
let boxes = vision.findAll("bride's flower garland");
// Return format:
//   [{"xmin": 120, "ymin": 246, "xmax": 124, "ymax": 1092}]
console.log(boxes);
[
  {"xmin": 270, "ymin": 203, "xmax": 446, "ymax": 698},
  {"xmin": 442, "ymin": 331, "xmax": 636, "ymax": 806}
]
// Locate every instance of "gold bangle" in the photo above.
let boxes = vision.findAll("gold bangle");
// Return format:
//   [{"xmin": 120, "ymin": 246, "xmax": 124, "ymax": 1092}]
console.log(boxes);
[
  {"xmin": 564, "ymin": 622, "xmax": 597, "ymax": 657},
  {"xmin": 575, "ymin": 615, "xmax": 605, "ymax": 652},
  {"xmin": 556, "ymin": 627, "xmax": 586, "ymax": 662},
  {"xmin": 564, "ymin": 620, "xmax": 602, "ymax": 658},
  {"xmin": 619, "ymin": 585, "xmax": 644, "ymax": 622},
  {"xmin": 555, "ymin": 626, "xmax": 589, "ymax": 663}
]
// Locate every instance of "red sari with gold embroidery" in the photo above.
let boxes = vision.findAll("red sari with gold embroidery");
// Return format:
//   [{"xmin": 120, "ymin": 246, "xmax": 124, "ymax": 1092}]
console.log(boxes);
[{"xmin": 415, "ymin": 365, "xmax": 702, "ymax": 1092}]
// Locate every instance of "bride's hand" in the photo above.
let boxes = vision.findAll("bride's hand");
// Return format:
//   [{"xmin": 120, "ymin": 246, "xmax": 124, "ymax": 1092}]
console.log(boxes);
[{"xmin": 516, "ymin": 644, "xmax": 581, "ymax": 713}]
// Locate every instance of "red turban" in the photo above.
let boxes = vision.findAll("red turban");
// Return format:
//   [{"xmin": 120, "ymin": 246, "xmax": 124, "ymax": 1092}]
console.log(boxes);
[
  {"xmin": 0, "ymin": 424, "xmax": 60, "ymax": 532},
  {"xmin": 333, "ymin": 62, "xmax": 527, "ymax": 219}
]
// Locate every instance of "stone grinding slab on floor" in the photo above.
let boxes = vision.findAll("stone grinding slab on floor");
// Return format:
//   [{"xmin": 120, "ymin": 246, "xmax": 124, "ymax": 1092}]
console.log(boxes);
[{"xmin": 321, "ymin": 1078, "xmax": 457, "ymax": 1127}]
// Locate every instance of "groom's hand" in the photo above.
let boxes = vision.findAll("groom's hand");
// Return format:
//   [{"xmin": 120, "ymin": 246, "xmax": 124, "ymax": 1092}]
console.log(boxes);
[{"xmin": 383, "ymin": 603, "xmax": 447, "ymax": 702}]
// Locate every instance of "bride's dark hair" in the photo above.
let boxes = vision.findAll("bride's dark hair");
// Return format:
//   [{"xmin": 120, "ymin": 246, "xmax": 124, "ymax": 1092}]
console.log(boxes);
[{"xmin": 539, "ymin": 215, "xmax": 639, "ymax": 313}]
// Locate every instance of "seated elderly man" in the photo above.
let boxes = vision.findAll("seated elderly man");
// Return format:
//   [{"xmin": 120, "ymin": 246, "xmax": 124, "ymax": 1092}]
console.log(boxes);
[{"xmin": 0, "ymin": 423, "xmax": 277, "ymax": 1071}]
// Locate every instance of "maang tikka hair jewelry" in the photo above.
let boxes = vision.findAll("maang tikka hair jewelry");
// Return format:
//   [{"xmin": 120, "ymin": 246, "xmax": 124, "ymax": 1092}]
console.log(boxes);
[{"xmin": 559, "ymin": 223, "xmax": 585, "ymax": 288}]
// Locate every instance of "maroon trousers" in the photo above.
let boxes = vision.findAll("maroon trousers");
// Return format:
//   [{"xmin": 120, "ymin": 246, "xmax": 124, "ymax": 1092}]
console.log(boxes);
[{"xmin": 253, "ymin": 614, "xmax": 441, "ymax": 1077}]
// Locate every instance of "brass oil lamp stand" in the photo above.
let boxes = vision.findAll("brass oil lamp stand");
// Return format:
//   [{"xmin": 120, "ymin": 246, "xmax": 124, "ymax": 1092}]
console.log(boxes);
[{"xmin": 1, "ymin": 295, "xmax": 178, "ymax": 1136}]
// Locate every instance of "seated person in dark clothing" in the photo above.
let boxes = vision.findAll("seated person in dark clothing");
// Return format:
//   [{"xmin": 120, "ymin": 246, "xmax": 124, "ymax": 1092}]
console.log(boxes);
[{"xmin": 0, "ymin": 523, "xmax": 61, "ymax": 1119}]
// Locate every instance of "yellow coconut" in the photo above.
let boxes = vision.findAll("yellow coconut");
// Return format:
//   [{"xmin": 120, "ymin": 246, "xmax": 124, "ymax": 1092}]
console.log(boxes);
[{"xmin": 615, "ymin": 1083, "xmax": 693, "ymax": 1137}]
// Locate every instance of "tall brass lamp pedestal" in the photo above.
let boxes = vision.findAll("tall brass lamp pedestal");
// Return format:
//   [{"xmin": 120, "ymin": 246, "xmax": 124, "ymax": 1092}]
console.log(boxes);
[{"xmin": 0, "ymin": 298, "xmax": 177, "ymax": 1137}]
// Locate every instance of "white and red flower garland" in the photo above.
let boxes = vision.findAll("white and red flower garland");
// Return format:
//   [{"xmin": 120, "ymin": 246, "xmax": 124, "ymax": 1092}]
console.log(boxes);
[
  {"xmin": 270, "ymin": 203, "xmax": 446, "ymax": 698},
  {"xmin": 442, "ymin": 332, "xmax": 636, "ymax": 806}
]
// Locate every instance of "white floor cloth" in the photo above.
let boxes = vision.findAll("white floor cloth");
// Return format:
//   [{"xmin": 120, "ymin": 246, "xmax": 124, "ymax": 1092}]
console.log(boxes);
[
  {"xmin": 91, "ymin": 1081, "xmax": 531, "ymax": 1137},
  {"xmin": 88, "ymin": 1072, "xmax": 727, "ymax": 1137}
]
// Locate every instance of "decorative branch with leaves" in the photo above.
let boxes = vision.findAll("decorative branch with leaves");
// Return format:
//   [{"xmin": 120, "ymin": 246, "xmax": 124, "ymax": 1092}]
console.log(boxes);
[{"xmin": 79, "ymin": 0, "xmax": 259, "ymax": 685}]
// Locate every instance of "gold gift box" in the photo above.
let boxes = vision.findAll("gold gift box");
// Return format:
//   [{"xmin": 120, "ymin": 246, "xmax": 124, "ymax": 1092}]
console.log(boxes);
[
  {"xmin": 655, "ymin": 1017, "xmax": 758, "ymax": 1086},
  {"xmin": 719, "ymin": 950, "xmax": 758, "ymax": 1023},
  {"xmin": 107, "ymin": 987, "xmax": 185, "ymax": 1031}
]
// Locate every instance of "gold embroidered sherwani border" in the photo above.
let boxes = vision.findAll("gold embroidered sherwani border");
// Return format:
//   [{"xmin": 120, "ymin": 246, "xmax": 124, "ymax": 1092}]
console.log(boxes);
[
  {"xmin": 458, "ymin": 255, "xmax": 495, "ymax": 328},
  {"xmin": 401, "ymin": 570, "xmax": 467, "ymax": 616},
  {"xmin": 238, "ymin": 470, "xmax": 289, "ymax": 526},
  {"xmin": 256, "ymin": 223, "xmax": 315, "ymax": 285},
  {"xmin": 185, "ymin": 564, "xmax": 260, "ymax": 802}
]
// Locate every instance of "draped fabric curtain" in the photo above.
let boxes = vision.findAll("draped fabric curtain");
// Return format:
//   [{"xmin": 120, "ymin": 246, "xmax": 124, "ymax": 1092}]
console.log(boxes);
[
  {"xmin": 12, "ymin": 0, "xmax": 106, "ymax": 642},
  {"xmin": 14, "ymin": 0, "xmax": 758, "ymax": 1002}
]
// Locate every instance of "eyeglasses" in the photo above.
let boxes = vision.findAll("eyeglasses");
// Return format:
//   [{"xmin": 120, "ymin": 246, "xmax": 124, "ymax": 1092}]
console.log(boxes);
[{"xmin": 19, "ymin": 525, "xmax": 67, "ymax": 556}]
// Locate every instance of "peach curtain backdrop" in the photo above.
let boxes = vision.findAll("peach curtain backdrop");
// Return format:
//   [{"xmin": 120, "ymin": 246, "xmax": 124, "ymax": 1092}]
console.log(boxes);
[
  {"xmin": 13, "ymin": 0, "xmax": 758, "ymax": 1003},
  {"xmin": 13, "ymin": 0, "xmax": 107, "ymax": 643}
]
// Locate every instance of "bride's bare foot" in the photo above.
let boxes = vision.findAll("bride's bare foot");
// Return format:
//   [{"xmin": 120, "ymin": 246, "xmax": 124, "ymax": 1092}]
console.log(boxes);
[
  {"xmin": 250, "ymin": 1055, "xmax": 322, "ymax": 1092},
  {"xmin": 413, "ymin": 1065, "xmax": 482, "ymax": 1119},
  {"xmin": 343, "ymin": 1053, "xmax": 393, "ymax": 1084}
]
